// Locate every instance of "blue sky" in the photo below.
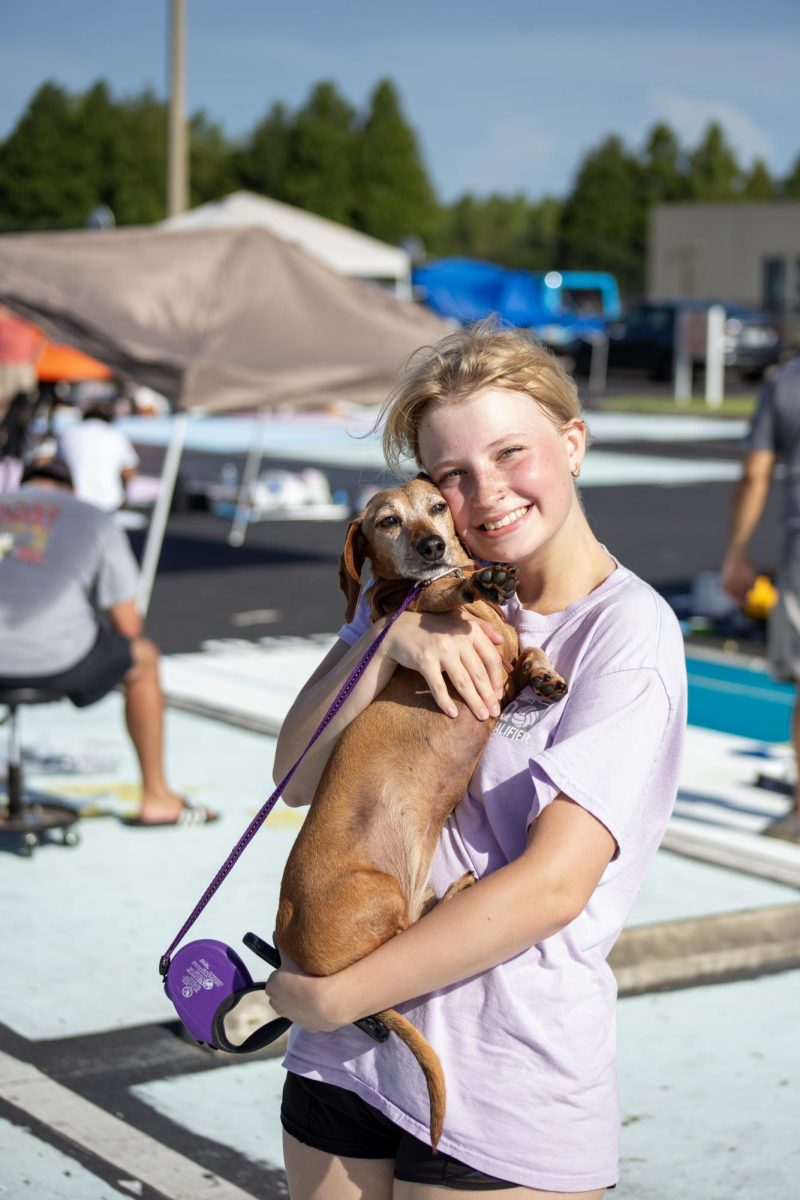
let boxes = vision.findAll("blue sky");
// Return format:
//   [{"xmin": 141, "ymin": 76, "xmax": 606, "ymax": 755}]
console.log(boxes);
[{"xmin": 3, "ymin": 1, "xmax": 800, "ymax": 201}]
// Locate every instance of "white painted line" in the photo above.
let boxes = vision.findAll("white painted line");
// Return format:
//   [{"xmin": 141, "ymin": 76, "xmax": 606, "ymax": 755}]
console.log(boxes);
[
  {"xmin": 132, "ymin": 1058, "xmax": 287, "ymax": 1179},
  {"xmin": 0, "ymin": 1049, "xmax": 262, "ymax": 1200},
  {"xmin": 231, "ymin": 609, "xmax": 281, "ymax": 627},
  {"xmin": 686, "ymin": 672, "xmax": 794, "ymax": 706}
]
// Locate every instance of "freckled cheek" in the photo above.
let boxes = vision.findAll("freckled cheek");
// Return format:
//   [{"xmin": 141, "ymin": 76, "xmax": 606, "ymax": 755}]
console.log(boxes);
[{"xmin": 444, "ymin": 494, "xmax": 469, "ymax": 532}]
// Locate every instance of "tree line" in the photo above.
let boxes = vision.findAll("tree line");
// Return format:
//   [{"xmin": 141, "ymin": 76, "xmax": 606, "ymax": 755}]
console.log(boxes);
[{"xmin": 1, "ymin": 77, "xmax": 799, "ymax": 293}]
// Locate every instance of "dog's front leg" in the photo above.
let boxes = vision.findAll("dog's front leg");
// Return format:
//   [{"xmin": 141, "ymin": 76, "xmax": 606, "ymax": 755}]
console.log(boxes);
[
  {"xmin": 418, "ymin": 565, "xmax": 518, "ymax": 614},
  {"xmin": 511, "ymin": 647, "xmax": 568, "ymax": 704}
]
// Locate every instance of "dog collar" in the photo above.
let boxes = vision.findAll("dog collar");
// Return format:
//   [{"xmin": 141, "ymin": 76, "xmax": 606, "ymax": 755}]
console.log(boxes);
[{"xmin": 419, "ymin": 566, "xmax": 465, "ymax": 586}]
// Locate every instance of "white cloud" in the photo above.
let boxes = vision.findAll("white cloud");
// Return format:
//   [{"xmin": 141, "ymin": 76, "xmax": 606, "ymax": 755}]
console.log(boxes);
[{"xmin": 649, "ymin": 91, "xmax": 774, "ymax": 165}]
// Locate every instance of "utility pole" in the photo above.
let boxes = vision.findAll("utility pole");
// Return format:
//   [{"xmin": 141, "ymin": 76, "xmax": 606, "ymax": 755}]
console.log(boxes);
[{"xmin": 166, "ymin": 0, "xmax": 188, "ymax": 217}]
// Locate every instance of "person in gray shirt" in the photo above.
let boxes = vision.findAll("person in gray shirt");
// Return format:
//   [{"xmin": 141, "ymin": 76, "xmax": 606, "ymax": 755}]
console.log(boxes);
[
  {"xmin": 0, "ymin": 458, "xmax": 217, "ymax": 826},
  {"xmin": 723, "ymin": 356, "xmax": 800, "ymax": 842}
]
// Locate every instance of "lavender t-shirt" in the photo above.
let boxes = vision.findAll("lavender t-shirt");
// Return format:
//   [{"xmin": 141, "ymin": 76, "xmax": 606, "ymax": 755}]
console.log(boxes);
[{"xmin": 283, "ymin": 562, "xmax": 687, "ymax": 1191}]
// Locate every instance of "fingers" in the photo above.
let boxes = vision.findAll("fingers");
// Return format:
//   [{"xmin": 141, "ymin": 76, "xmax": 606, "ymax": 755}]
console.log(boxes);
[
  {"xmin": 444, "ymin": 651, "xmax": 501, "ymax": 721},
  {"xmin": 475, "ymin": 617, "xmax": 505, "ymax": 645},
  {"xmin": 721, "ymin": 557, "xmax": 755, "ymax": 606},
  {"xmin": 416, "ymin": 657, "xmax": 460, "ymax": 719},
  {"xmin": 383, "ymin": 612, "xmax": 505, "ymax": 721},
  {"xmin": 473, "ymin": 624, "xmax": 509, "ymax": 696}
]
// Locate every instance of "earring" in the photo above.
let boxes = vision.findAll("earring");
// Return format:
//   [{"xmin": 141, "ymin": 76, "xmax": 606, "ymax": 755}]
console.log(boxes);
[{"xmin": 571, "ymin": 465, "xmax": 581, "ymax": 479}]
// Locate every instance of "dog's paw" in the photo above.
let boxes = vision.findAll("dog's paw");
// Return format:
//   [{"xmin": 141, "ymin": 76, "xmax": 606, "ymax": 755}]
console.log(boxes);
[
  {"xmin": 516, "ymin": 650, "xmax": 568, "ymax": 704},
  {"xmin": 468, "ymin": 564, "xmax": 518, "ymax": 604}
]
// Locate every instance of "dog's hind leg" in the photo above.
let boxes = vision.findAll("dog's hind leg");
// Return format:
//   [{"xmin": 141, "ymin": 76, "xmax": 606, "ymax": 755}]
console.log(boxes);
[
  {"xmin": 440, "ymin": 871, "xmax": 476, "ymax": 901},
  {"xmin": 419, "ymin": 871, "xmax": 476, "ymax": 918}
]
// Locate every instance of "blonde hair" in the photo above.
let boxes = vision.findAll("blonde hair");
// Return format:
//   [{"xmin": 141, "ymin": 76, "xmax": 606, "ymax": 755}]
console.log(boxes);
[{"xmin": 380, "ymin": 318, "xmax": 584, "ymax": 475}]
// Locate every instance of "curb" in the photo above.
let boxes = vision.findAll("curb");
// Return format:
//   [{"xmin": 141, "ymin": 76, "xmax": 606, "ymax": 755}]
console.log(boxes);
[
  {"xmin": 610, "ymin": 901, "xmax": 800, "ymax": 996},
  {"xmin": 662, "ymin": 820, "xmax": 800, "ymax": 888}
]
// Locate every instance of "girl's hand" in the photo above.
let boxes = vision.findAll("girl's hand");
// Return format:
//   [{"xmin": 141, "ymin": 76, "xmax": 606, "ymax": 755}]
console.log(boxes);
[
  {"xmin": 264, "ymin": 950, "xmax": 345, "ymax": 1033},
  {"xmin": 379, "ymin": 610, "xmax": 507, "ymax": 721}
]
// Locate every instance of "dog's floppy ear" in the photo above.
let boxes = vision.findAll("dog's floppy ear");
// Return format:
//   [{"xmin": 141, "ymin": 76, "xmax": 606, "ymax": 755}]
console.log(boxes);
[
  {"xmin": 339, "ymin": 518, "xmax": 369, "ymax": 622},
  {"xmin": 416, "ymin": 470, "xmax": 432, "ymax": 482}
]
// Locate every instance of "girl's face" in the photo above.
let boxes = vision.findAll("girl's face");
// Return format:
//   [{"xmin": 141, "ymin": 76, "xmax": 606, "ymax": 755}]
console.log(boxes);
[{"xmin": 418, "ymin": 387, "xmax": 585, "ymax": 571}]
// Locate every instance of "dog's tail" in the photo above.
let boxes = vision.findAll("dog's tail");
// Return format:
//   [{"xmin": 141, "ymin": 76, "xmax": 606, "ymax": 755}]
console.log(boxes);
[{"xmin": 374, "ymin": 1008, "xmax": 445, "ymax": 1149}]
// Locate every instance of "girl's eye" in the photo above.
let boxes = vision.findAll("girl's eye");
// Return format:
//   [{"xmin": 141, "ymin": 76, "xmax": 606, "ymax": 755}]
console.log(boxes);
[
  {"xmin": 377, "ymin": 516, "xmax": 400, "ymax": 528},
  {"xmin": 499, "ymin": 446, "xmax": 523, "ymax": 459},
  {"xmin": 430, "ymin": 501, "xmax": 448, "ymax": 514},
  {"xmin": 437, "ymin": 468, "xmax": 462, "ymax": 485}
]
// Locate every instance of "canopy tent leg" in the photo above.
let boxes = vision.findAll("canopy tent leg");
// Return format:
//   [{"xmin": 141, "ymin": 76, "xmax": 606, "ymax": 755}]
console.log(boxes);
[
  {"xmin": 137, "ymin": 411, "xmax": 192, "ymax": 618},
  {"xmin": 228, "ymin": 407, "xmax": 269, "ymax": 547}
]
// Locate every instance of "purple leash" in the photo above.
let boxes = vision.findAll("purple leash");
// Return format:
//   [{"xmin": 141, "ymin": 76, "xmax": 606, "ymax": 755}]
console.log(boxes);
[{"xmin": 159, "ymin": 581, "xmax": 424, "ymax": 976}]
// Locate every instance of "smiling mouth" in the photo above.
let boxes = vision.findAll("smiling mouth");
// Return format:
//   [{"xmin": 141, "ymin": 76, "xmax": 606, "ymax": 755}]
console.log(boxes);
[{"xmin": 481, "ymin": 505, "xmax": 530, "ymax": 532}]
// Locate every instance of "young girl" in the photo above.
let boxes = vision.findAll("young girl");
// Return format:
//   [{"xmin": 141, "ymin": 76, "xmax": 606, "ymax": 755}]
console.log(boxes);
[{"xmin": 266, "ymin": 322, "xmax": 687, "ymax": 1199}]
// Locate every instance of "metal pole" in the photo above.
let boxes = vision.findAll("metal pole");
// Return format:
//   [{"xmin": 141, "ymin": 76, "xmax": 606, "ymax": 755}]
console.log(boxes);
[
  {"xmin": 587, "ymin": 333, "xmax": 609, "ymax": 401},
  {"xmin": 673, "ymin": 309, "xmax": 692, "ymax": 405},
  {"xmin": 705, "ymin": 304, "xmax": 725, "ymax": 409},
  {"xmin": 166, "ymin": 0, "xmax": 188, "ymax": 217},
  {"xmin": 137, "ymin": 410, "xmax": 192, "ymax": 617},
  {"xmin": 228, "ymin": 408, "xmax": 270, "ymax": 547}
]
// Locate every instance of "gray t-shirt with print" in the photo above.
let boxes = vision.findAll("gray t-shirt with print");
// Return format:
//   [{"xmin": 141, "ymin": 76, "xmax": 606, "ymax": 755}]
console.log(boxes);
[
  {"xmin": 747, "ymin": 357, "xmax": 800, "ymax": 559},
  {"xmin": 0, "ymin": 486, "xmax": 140, "ymax": 676}
]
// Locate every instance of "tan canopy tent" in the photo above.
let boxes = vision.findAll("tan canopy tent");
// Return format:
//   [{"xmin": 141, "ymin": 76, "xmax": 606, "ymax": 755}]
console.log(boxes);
[
  {"xmin": 0, "ymin": 224, "xmax": 447, "ymax": 606},
  {"xmin": 160, "ymin": 191, "xmax": 412, "ymax": 296},
  {"xmin": 0, "ymin": 225, "xmax": 443, "ymax": 411}
]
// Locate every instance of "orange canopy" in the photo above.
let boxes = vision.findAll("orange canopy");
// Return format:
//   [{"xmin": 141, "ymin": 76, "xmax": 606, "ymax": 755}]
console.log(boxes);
[
  {"xmin": 36, "ymin": 340, "xmax": 112, "ymax": 383},
  {"xmin": 0, "ymin": 306, "xmax": 42, "ymax": 363}
]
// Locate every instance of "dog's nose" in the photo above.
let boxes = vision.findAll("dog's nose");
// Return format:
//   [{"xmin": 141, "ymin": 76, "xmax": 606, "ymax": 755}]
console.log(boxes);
[{"xmin": 417, "ymin": 535, "xmax": 445, "ymax": 562}]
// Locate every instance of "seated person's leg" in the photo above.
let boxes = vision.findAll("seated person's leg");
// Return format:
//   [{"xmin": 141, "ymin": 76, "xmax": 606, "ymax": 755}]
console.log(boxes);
[{"xmin": 121, "ymin": 636, "xmax": 218, "ymax": 826}]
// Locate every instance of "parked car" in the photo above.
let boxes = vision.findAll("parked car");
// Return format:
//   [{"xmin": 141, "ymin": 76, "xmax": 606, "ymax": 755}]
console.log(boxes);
[{"xmin": 575, "ymin": 299, "xmax": 784, "ymax": 381}]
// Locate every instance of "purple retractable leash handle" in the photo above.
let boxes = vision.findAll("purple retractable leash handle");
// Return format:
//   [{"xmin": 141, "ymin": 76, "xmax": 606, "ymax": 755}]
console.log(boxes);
[{"xmin": 159, "ymin": 582, "xmax": 423, "ymax": 1054}]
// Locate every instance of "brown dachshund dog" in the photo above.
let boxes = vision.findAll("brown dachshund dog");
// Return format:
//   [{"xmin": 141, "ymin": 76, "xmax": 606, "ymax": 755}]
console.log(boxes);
[{"xmin": 276, "ymin": 477, "xmax": 566, "ymax": 1147}]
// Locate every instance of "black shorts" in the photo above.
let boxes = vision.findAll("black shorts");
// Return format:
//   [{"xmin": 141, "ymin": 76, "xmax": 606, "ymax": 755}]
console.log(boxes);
[
  {"xmin": 0, "ymin": 625, "xmax": 133, "ymax": 709},
  {"xmin": 281, "ymin": 1072, "xmax": 518, "ymax": 1190}
]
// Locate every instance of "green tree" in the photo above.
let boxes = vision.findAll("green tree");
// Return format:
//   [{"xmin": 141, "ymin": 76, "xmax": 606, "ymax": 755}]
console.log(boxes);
[
  {"xmin": 525, "ymin": 197, "xmax": 562, "ymax": 270},
  {"xmin": 352, "ymin": 78, "xmax": 439, "ymax": 246},
  {"xmin": 106, "ymin": 89, "xmax": 167, "ymax": 224},
  {"xmin": 190, "ymin": 111, "xmax": 237, "ymax": 206},
  {"xmin": 282, "ymin": 81, "xmax": 357, "ymax": 223},
  {"xmin": 783, "ymin": 153, "xmax": 800, "ymax": 199},
  {"xmin": 641, "ymin": 122, "xmax": 687, "ymax": 206},
  {"xmin": 686, "ymin": 122, "xmax": 741, "ymax": 200},
  {"xmin": 234, "ymin": 101, "xmax": 292, "ymax": 200},
  {"xmin": 435, "ymin": 193, "xmax": 479, "ymax": 256},
  {"xmin": 0, "ymin": 81, "xmax": 95, "ymax": 230},
  {"xmin": 741, "ymin": 157, "xmax": 775, "ymax": 200},
  {"xmin": 434, "ymin": 192, "xmax": 560, "ymax": 271},
  {"xmin": 557, "ymin": 135, "xmax": 645, "ymax": 291},
  {"xmin": 75, "ymin": 80, "xmax": 120, "ymax": 212}
]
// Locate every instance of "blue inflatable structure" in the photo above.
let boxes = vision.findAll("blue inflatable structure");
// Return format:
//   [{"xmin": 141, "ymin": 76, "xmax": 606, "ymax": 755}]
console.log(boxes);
[{"xmin": 411, "ymin": 259, "xmax": 620, "ymax": 350}]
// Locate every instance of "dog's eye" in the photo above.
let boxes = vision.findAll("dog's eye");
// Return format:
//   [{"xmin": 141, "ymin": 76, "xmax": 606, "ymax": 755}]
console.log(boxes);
[
  {"xmin": 430, "ymin": 502, "xmax": 448, "ymax": 515},
  {"xmin": 377, "ymin": 516, "xmax": 400, "ymax": 528}
]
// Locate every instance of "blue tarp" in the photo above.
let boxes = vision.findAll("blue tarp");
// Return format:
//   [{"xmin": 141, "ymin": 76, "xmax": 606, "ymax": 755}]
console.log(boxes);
[{"xmin": 411, "ymin": 259, "xmax": 608, "ymax": 338}]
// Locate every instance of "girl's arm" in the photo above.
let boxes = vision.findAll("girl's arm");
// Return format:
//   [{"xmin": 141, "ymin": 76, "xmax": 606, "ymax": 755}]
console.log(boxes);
[
  {"xmin": 274, "ymin": 608, "xmax": 507, "ymax": 807},
  {"xmin": 264, "ymin": 797, "xmax": 616, "ymax": 1026}
]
